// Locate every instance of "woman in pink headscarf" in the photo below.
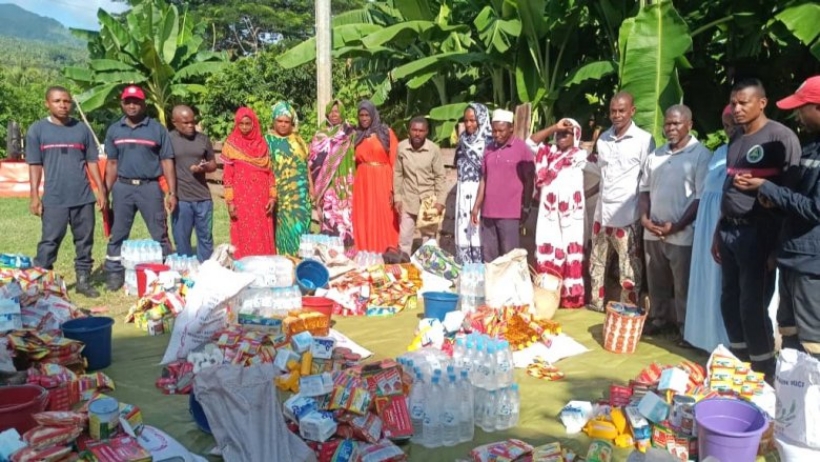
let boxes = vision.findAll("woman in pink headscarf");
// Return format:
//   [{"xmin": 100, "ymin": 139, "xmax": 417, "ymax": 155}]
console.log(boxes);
[{"xmin": 527, "ymin": 118, "xmax": 587, "ymax": 308}]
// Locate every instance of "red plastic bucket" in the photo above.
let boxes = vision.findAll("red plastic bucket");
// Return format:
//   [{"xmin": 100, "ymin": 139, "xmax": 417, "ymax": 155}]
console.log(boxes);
[
  {"xmin": 0, "ymin": 385, "xmax": 49, "ymax": 433},
  {"xmin": 135, "ymin": 263, "xmax": 170, "ymax": 297},
  {"xmin": 302, "ymin": 296, "xmax": 334, "ymax": 321}
]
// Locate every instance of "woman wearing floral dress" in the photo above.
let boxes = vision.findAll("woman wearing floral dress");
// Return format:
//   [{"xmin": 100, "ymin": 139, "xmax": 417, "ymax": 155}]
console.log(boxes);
[
  {"xmin": 308, "ymin": 99, "xmax": 356, "ymax": 248},
  {"xmin": 265, "ymin": 101, "xmax": 312, "ymax": 256},
  {"xmin": 454, "ymin": 103, "xmax": 492, "ymax": 263},
  {"xmin": 527, "ymin": 118, "xmax": 587, "ymax": 308}
]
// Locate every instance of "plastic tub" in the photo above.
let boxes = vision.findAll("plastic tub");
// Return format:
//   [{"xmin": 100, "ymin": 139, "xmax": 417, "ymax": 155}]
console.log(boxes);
[
  {"xmin": 0, "ymin": 385, "xmax": 49, "ymax": 433},
  {"xmin": 423, "ymin": 291, "xmax": 459, "ymax": 321},
  {"xmin": 695, "ymin": 398, "xmax": 768, "ymax": 462},
  {"xmin": 296, "ymin": 259, "xmax": 329, "ymax": 295},
  {"xmin": 88, "ymin": 397, "xmax": 119, "ymax": 440},
  {"xmin": 302, "ymin": 296, "xmax": 334, "ymax": 321},
  {"xmin": 189, "ymin": 393, "xmax": 212, "ymax": 434},
  {"xmin": 61, "ymin": 316, "xmax": 115, "ymax": 370},
  {"xmin": 135, "ymin": 263, "xmax": 170, "ymax": 297}
]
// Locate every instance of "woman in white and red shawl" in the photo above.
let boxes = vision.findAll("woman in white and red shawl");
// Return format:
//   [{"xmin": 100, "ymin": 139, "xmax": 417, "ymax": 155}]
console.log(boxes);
[{"xmin": 526, "ymin": 118, "xmax": 587, "ymax": 308}]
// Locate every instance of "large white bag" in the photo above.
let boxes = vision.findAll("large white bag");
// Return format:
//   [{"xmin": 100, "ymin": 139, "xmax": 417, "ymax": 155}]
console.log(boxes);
[
  {"xmin": 161, "ymin": 261, "xmax": 255, "ymax": 365},
  {"xmin": 775, "ymin": 348, "xmax": 820, "ymax": 449},
  {"xmin": 484, "ymin": 249, "xmax": 534, "ymax": 312}
]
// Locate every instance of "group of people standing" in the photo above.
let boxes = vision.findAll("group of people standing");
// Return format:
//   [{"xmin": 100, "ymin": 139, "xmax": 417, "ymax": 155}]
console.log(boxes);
[
  {"xmin": 222, "ymin": 100, "xmax": 447, "ymax": 260},
  {"xmin": 25, "ymin": 75, "xmax": 820, "ymax": 384}
]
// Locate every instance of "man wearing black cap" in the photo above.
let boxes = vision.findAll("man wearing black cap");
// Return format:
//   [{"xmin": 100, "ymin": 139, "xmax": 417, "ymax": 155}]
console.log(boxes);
[
  {"xmin": 734, "ymin": 75, "xmax": 820, "ymax": 359},
  {"xmin": 103, "ymin": 85, "xmax": 176, "ymax": 291}
]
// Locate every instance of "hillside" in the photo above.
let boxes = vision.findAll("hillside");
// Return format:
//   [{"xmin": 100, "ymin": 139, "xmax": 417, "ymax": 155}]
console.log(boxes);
[{"xmin": 0, "ymin": 3, "xmax": 80, "ymax": 43}]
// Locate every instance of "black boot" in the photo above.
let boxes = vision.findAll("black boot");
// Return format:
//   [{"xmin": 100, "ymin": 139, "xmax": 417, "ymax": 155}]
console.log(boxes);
[
  {"xmin": 76, "ymin": 272, "xmax": 100, "ymax": 298},
  {"xmin": 105, "ymin": 272, "xmax": 124, "ymax": 292}
]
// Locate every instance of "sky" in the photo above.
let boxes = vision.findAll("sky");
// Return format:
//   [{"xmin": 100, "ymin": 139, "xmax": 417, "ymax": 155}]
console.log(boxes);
[{"xmin": 0, "ymin": 0, "xmax": 129, "ymax": 30}]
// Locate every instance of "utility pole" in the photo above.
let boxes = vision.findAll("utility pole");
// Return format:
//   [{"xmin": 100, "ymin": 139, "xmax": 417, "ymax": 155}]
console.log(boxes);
[{"xmin": 316, "ymin": 0, "xmax": 332, "ymax": 122}]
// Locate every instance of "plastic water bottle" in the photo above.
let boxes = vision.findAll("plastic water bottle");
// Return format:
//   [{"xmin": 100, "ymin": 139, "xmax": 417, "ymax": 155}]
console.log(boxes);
[
  {"xmin": 480, "ymin": 341, "xmax": 494, "ymax": 389},
  {"xmin": 476, "ymin": 264, "xmax": 486, "ymax": 306},
  {"xmin": 409, "ymin": 371, "xmax": 426, "ymax": 445},
  {"xmin": 482, "ymin": 390, "xmax": 498, "ymax": 432},
  {"xmin": 496, "ymin": 340, "xmax": 514, "ymax": 388},
  {"xmin": 458, "ymin": 370, "xmax": 474, "ymax": 443},
  {"xmin": 422, "ymin": 375, "xmax": 442, "ymax": 448},
  {"xmin": 508, "ymin": 383, "xmax": 520, "ymax": 428},
  {"xmin": 471, "ymin": 339, "xmax": 485, "ymax": 387},
  {"xmin": 496, "ymin": 386, "xmax": 512, "ymax": 430},
  {"xmin": 452, "ymin": 337, "xmax": 466, "ymax": 372},
  {"xmin": 442, "ymin": 373, "xmax": 460, "ymax": 446},
  {"xmin": 462, "ymin": 336, "xmax": 474, "ymax": 378}
]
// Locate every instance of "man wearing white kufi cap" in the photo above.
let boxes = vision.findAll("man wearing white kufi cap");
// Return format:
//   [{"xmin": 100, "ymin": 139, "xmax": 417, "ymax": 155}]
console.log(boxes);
[{"xmin": 470, "ymin": 108, "xmax": 535, "ymax": 261}]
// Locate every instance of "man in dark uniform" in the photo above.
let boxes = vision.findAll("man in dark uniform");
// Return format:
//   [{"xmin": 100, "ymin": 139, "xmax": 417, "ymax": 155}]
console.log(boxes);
[
  {"xmin": 711, "ymin": 78, "xmax": 802, "ymax": 380},
  {"xmin": 26, "ymin": 86, "xmax": 107, "ymax": 298},
  {"xmin": 103, "ymin": 85, "xmax": 177, "ymax": 291},
  {"xmin": 734, "ymin": 75, "xmax": 820, "ymax": 359}
]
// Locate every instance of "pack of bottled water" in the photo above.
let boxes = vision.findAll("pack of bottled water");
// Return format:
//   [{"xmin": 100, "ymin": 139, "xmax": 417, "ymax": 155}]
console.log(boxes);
[
  {"xmin": 399, "ymin": 335, "xmax": 519, "ymax": 447},
  {"xmin": 234, "ymin": 256, "xmax": 294, "ymax": 288},
  {"xmin": 353, "ymin": 251, "xmax": 384, "ymax": 268},
  {"xmin": 299, "ymin": 234, "xmax": 345, "ymax": 259},
  {"xmin": 165, "ymin": 253, "xmax": 200, "ymax": 275},
  {"xmin": 458, "ymin": 263, "xmax": 486, "ymax": 314},
  {"xmin": 236, "ymin": 285, "xmax": 303, "ymax": 317},
  {"xmin": 121, "ymin": 239, "xmax": 163, "ymax": 296}
]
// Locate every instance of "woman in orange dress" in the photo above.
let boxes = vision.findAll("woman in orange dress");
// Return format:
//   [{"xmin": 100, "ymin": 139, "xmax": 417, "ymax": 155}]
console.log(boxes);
[
  {"xmin": 352, "ymin": 100, "xmax": 399, "ymax": 252},
  {"xmin": 221, "ymin": 107, "xmax": 276, "ymax": 258}
]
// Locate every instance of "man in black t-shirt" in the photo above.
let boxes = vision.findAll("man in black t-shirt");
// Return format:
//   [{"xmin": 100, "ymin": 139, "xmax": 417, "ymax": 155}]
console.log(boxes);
[
  {"xmin": 712, "ymin": 78, "xmax": 801, "ymax": 381},
  {"xmin": 169, "ymin": 105, "xmax": 216, "ymax": 262},
  {"xmin": 26, "ymin": 86, "xmax": 107, "ymax": 298}
]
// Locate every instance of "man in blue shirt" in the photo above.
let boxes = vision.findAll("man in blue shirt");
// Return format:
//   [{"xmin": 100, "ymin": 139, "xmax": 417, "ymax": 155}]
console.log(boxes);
[
  {"xmin": 26, "ymin": 86, "xmax": 107, "ymax": 298},
  {"xmin": 103, "ymin": 85, "xmax": 177, "ymax": 291}
]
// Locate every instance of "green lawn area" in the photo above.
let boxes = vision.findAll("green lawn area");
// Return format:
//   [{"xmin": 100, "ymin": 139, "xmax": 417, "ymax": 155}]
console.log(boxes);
[{"xmin": 0, "ymin": 196, "xmax": 230, "ymax": 315}]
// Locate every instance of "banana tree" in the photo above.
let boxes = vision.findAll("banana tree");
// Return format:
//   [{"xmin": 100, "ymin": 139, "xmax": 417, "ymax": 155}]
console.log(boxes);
[
  {"xmin": 619, "ymin": 0, "xmax": 692, "ymax": 144},
  {"xmin": 63, "ymin": 0, "xmax": 226, "ymax": 125}
]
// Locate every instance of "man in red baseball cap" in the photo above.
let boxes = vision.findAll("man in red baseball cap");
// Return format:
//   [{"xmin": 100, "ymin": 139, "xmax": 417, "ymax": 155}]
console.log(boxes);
[
  {"xmin": 734, "ymin": 75, "xmax": 820, "ymax": 359},
  {"xmin": 103, "ymin": 84, "xmax": 177, "ymax": 292}
]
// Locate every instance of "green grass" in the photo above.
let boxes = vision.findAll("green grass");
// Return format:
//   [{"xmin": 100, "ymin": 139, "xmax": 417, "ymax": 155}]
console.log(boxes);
[{"xmin": 0, "ymin": 196, "xmax": 230, "ymax": 315}]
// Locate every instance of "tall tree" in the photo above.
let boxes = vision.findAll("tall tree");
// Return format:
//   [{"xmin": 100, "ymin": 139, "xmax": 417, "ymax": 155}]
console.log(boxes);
[
  {"xmin": 115, "ymin": 0, "xmax": 365, "ymax": 54},
  {"xmin": 64, "ymin": 0, "xmax": 227, "ymax": 125}
]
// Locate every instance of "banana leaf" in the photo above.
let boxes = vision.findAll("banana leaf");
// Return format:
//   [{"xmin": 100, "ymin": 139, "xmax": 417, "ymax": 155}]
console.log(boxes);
[{"xmin": 620, "ymin": 0, "xmax": 692, "ymax": 144}]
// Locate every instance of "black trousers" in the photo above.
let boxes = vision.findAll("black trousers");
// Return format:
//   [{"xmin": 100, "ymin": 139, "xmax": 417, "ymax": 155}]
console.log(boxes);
[
  {"xmin": 104, "ymin": 181, "xmax": 171, "ymax": 274},
  {"xmin": 778, "ymin": 267, "xmax": 820, "ymax": 359},
  {"xmin": 34, "ymin": 203, "xmax": 95, "ymax": 273},
  {"xmin": 718, "ymin": 221, "xmax": 777, "ymax": 364}
]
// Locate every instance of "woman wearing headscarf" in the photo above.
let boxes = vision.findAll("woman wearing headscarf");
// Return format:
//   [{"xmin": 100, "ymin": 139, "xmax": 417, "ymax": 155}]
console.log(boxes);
[
  {"xmin": 684, "ymin": 106, "xmax": 734, "ymax": 351},
  {"xmin": 222, "ymin": 107, "xmax": 276, "ymax": 258},
  {"xmin": 309, "ymin": 100, "xmax": 356, "ymax": 248},
  {"xmin": 454, "ymin": 103, "xmax": 492, "ymax": 263},
  {"xmin": 527, "ymin": 118, "xmax": 588, "ymax": 308},
  {"xmin": 352, "ymin": 100, "xmax": 399, "ymax": 252},
  {"xmin": 266, "ymin": 101, "xmax": 312, "ymax": 257}
]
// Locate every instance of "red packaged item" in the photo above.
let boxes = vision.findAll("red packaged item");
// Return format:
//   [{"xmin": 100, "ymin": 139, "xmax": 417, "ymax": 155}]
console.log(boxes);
[
  {"xmin": 363, "ymin": 366, "xmax": 403, "ymax": 397},
  {"xmin": 33, "ymin": 411, "xmax": 87, "ymax": 427},
  {"xmin": 354, "ymin": 438, "xmax": 406, "ymax": 462},
  {"xmin": 313, "ymin": 438, "xmax": 343, "ymax": 462},
  {"xmin": 22, "ymin": 425, "xmax": 83, "ymax": 450},
  {"xmin": 11, "ymin": 445, "xmax": 72, "ymax": 462},
  {"xmin": 348, "ymin": 413, "xmax": 383, "ymax": 444},
  {"xmin": 85, "ymin": 434, "xmax": 152, "ymax": 462},
  {"xmin": 470, "ymin": 439, "xmax": 534, "ymax": 462},
  {"xmin": 609, "ymin": 384, "xmax": 634, "ymax": 407},
  {"xmin": 374, "ymin": 395, "xmax": 412, "ymax": 440}
]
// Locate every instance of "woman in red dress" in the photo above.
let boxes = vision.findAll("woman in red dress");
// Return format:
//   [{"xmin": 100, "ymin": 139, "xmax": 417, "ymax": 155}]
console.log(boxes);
[
  {"xmin": 221, "ymin": 107, "xmax": 277, "ymax": 258},
  {"xmin": 352, "ymin": 100, "xmax": 399, "ymax": 252}
]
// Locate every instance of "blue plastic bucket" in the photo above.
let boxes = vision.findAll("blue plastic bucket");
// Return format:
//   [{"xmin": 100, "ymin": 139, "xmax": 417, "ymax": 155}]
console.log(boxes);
[
  {"xmin": 189, "ymin": 393, "xmax": 211, "ymax": 434},
  {"xmin": 423, "ymin": 291, "xmax": 459, "ymax": 321},
  {"xmin": 61, "ymin": 317, "xmax": 115, "ymax": 371},
  {"xmin": 296, "ymin": 259, "xmax": 329, "ymax": 295}
]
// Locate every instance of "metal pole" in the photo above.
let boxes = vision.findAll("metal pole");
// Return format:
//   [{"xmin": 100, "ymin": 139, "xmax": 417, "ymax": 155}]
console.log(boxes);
[{"xmin": 316, "ymin": 0, "xmax": 332, "ymax": 122}]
